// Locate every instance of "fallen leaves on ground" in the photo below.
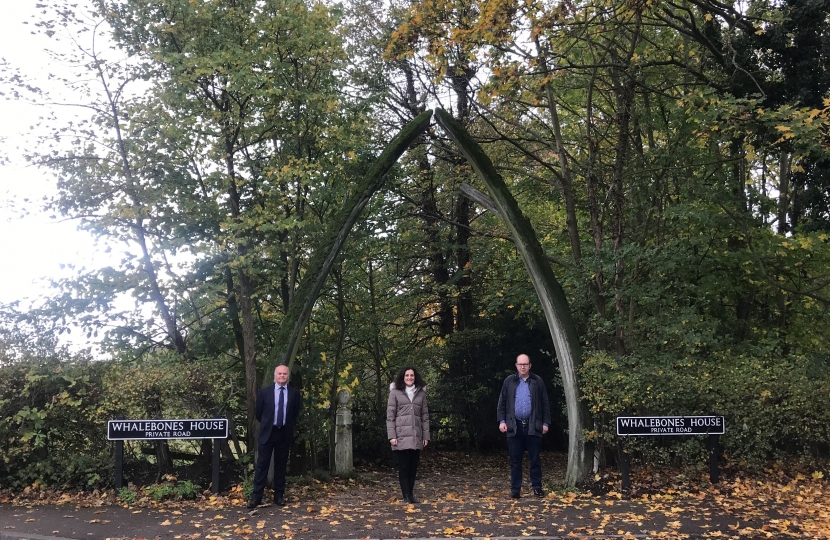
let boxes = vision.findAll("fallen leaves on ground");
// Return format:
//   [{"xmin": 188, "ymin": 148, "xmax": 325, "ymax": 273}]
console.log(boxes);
[{"xmin": 1, "ymin": 453, "xmax": 828, "ymax": 538}]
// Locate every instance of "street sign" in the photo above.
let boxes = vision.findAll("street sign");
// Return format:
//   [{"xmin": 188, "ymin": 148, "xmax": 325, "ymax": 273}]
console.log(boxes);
[
  {"xmin": 616, "ymin": 415, "xmax": 725, "ymax": 436},
  {"xmin": 107, "ymin": 419, "xmax": 228, "ymax": 440}
]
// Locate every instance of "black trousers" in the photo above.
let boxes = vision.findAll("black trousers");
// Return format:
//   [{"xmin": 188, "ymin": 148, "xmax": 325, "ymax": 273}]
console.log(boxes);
[
  {"xmin": 396, "ymin": 449, "xmax": 420, "ymax": 495},
  {"xmin": 252, "ymin": 426, "xmax": 291, "ymax": 501},
  {"xmin": 507, "ymin": 421, "xmax": 542, "ymax": 491}
]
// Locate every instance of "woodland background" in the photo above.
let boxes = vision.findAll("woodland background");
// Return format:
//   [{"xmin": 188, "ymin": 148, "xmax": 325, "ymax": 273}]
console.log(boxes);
[{"xmin": 1, "ymin": 0, "xmax": 829, "ymax": 491}]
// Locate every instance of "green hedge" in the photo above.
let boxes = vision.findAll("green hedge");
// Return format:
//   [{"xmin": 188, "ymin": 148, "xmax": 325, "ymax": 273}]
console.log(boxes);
[
  {"xmin": 0, "ymin": 358, "xmax": 110, "ymax": 489},
  {"xmin": 581, "ymin": 350, "xmax": 830, "ymax": 468}
]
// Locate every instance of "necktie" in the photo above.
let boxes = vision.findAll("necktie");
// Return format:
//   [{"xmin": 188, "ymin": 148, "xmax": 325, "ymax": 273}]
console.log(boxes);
[{"xmin": 276, "ymin": 386, "xmax": 285, "ymax": 428}]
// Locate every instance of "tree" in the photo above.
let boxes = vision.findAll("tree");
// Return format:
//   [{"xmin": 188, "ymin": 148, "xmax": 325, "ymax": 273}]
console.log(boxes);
[{"xmin": 8, "ymin": 0, "xmax": 376, "ymax": 454}]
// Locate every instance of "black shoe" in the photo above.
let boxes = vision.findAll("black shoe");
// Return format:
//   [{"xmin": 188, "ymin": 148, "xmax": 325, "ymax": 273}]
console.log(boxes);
[
  {"xmin": 247, "ymin": 498, "xmax": 262, "ymax": 509},
  {"xmin": 275, "ymin": 495, "xmax": 286, "ymax": 506},
  {"xmin": 408, "ymin": 493, "xmax": 420, "ymax": 503},
  {"xmin": 510, "ymin": 490, "xmax": 520, "ymax": 499},
  {"xmin": 533, "ymin": 488, "xmax": 544, "ymax": 498}
]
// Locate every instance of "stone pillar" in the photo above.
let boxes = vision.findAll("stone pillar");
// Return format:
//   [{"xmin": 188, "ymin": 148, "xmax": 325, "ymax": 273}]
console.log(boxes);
[{"xmin": 334, "ymin": 389, "xmax": 353, "ymax": 475}]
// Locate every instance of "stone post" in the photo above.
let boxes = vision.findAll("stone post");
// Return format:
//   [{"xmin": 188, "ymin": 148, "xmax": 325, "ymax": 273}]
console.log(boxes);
[{"xmin": 334, "ymin": 389, "xmax": 353, "ymax": 475}]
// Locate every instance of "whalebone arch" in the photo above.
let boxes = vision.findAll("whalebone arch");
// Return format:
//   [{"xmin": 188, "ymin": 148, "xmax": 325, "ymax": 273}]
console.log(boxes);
[{"xmin": 264, "ymin": 108, "xmax": 592, "ymax": 487}]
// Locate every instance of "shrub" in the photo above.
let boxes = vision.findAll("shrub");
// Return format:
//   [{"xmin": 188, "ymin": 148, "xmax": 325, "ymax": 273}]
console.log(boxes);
[
  {"xmin": 145, "ymin": 483, "xmax": 173, "ymax": 501},
  {"xmin": 0, "ymin": 357, "xmax": 110, "ymax": 489},
  {"xmin": 144, "ymin": 480, "xmax": 201, "ymax": 501},
  {"xmin": 172, "ymin": 480, "xmax": 201, "ymax": 499},
  {"xmin": 581, "ymin": 349, "xmax": 830, "ymax": 468},
  {"xmin": 241, "ymin": 473, "xmax": 254, "ymax": 500},
  {"xmin": 118, "ymin": 487, "xmax": 137, "ymax": 505}
]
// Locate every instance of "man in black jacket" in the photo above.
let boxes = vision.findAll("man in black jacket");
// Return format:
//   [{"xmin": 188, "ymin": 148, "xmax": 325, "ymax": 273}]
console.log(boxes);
[
  {"xmin": 497, "ymin": 353, "xmax": 551, "ymax": 498},
  {"xmin": 248, "ymin": 365, "xmax": 301, "ymax": 508}
]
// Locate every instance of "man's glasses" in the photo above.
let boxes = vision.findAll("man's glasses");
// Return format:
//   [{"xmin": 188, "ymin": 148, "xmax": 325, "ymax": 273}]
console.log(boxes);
[{"xmin": 516, "ymin": 363, "xmax": 530, "ymax": 367}]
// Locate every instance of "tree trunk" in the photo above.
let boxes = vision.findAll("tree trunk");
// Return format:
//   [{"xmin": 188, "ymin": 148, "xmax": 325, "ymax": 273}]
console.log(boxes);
[
  {"xmin": 224, "ymin": 135, "xmax": 259, "ymax": 452},
  {"xmin": 536, "ymin": 39, "xmax": 583, "ymax": 265},
  {"xmin": 329, "ymin": 264, "xmax": 346, "ymax": 472},
  {"xmin": 368, "ymin": 258, "xmax": 386, "ymax": 413},
  {"xmin": 584, "ymin": 67, "xmax": 609, "ymax": 352},
  {"xmin": 610, "ymin": 74, "xmax": 635, "ymax": 356},
  {"xmin": 777, "ymin": 151, "xmax": 792, "ymax": 235}
]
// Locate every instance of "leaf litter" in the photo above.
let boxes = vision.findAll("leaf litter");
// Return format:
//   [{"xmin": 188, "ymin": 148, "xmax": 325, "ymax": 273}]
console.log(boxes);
[{"xmin": 0, "ymin": 452, "xmax": 827, "ymax": 538}]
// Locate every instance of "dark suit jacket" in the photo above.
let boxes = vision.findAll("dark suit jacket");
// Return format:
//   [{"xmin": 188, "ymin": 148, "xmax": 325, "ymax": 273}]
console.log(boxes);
[
  {"xmin": 256, "ymin": 383, "xmax": 301, "ymax": 442},
  {"xmin": 496, "ymin": 372, "xmax": 551, "ymax": 438}
]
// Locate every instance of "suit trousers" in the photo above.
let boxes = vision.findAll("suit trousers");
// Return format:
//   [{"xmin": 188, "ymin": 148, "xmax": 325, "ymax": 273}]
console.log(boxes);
[
  {"xmin": 253, "ymin": 426, "xmax": 291, "ymax": 501},
  {"xmin": 507, "ymin": 421, "xmax": 542, "ymax": 492}
]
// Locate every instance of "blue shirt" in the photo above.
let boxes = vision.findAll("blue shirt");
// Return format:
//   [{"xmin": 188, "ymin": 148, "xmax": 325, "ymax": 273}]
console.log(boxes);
[
  {"xmin": 498, "ymin": 374, "xmax": 549, "ymax": 429},
  {"xmin": 514, "ymin": 377, "xmax": 531, "ymax": 420}
]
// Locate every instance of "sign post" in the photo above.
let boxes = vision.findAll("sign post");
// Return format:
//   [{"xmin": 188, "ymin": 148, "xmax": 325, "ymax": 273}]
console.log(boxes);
[
  {"xmin": 108, "ymin": 419, "xmax": 229, "ymax": 494},
  {"xmin": 114, "ymin": 415, "xmax": 125, "ymax": 490},
  {"xmin": 615, "ymin": 415, "xmax": 725, "ymax": 488}
]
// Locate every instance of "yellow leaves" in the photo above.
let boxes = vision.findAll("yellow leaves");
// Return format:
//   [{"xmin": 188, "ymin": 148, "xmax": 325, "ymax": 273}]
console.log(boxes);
[
  {"xmin": 443, "ymin": 525, "xmax": 476, "ymax": 535},
  {"xmin": 812, "ymin": 470, "xmax": 825, "ymax": 480},
  {"xmin": 704, "ymin": 13, "xmax": 713, "ymax": 21}
]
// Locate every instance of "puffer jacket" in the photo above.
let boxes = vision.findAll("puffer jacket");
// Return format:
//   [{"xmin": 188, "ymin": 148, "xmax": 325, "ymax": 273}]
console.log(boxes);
[{"xmin": 386, "ymin": 383, "xmax": 430, "ymax": 451}]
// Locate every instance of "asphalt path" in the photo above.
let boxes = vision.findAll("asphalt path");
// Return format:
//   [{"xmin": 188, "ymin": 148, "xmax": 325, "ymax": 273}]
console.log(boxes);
[
  {"xmin": 0, "ymin": 490, "xmax": 797, "ymax": 539},
  {"xmin": 0, "ymin": 452, "xmax": 820, "ymax": 539}
]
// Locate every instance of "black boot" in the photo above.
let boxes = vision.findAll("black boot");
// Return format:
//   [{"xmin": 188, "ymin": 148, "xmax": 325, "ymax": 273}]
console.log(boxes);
[
  {"xmin": 400, "ymin": 478, "xmax": 412, "ymax": 503},
  {"xmin": 408, "ymin": 477, "xmax": 419, "ymax": 503}
]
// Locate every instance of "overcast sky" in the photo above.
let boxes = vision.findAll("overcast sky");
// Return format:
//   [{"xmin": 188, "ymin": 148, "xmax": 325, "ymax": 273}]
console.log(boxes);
[{"xmin": 0, "ymin": 2, "xmax": 103, "ymax": 307}]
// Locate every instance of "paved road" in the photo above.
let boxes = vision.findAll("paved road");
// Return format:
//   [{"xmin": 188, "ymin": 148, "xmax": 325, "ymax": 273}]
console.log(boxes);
[
  {"xmin": 1, "ymin": 453, "xmax": 822, "ymax": 539},
  {"xmin": 0, "ymin": 494, "xmax": 797, "ymax": 539}
]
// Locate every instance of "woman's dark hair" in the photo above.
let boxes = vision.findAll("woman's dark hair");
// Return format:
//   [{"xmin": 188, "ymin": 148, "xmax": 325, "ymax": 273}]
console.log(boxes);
[{"xmin": 394, "ymin": 366, "xmax": 425, "ymax": 391}]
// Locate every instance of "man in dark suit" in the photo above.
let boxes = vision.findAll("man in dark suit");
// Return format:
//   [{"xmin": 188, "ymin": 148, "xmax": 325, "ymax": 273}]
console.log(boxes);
[
  {"xmin": 248, "ymin": 364, "xmax": 301, "ymax": 508},
  {"xmin": 497, "ymin": 353, "xmax": 550, "ymax": 499}
]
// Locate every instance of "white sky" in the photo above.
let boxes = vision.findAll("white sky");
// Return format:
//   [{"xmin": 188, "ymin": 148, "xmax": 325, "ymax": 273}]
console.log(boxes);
[{"xmin": 0, "ymin": 3, "xmax": 102, "ymax": 307}]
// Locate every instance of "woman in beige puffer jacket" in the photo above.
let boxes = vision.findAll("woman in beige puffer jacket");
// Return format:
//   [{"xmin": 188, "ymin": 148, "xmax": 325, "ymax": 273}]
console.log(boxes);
[{"xmin": 386, "ymin": 366, "xmax": 430, "ymax": 503}]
